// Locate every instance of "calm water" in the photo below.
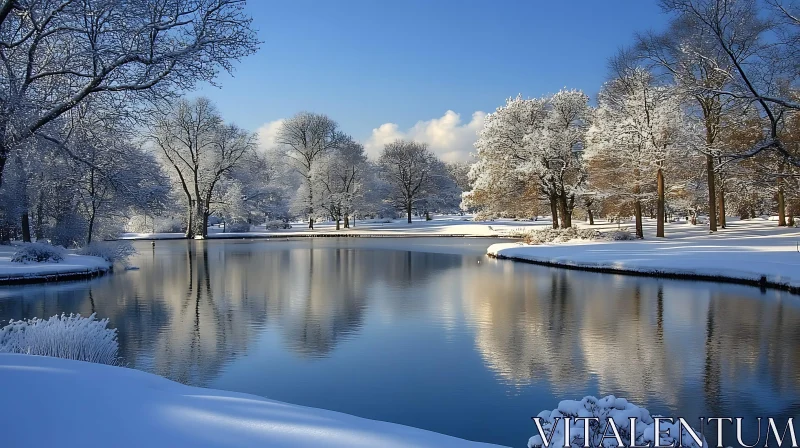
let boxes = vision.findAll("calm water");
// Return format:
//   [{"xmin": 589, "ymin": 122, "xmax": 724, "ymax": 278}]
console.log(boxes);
[{"xmin": 0, "ymin": 238, "xmax": 799, "ymax": 447}]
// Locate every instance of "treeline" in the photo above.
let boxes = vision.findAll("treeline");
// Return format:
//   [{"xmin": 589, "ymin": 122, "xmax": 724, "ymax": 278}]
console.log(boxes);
[
  {"xmin": 466, "ymin": 0, "xmax": 800, "ymax": 237},
  {"xmin": 0, "ymin": 97, "xmax": 468, "ymax": 244}
]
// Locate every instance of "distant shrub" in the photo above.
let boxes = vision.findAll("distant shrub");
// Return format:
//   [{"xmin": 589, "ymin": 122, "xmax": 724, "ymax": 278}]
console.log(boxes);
[
  {"xmin": 77, "ymin": 241, "xmax": 136, "ymax": 266},
  {"xmin": 518, "ymin": 227, "xmax": 600, "ymax": 245},
  {"xmin": 0, "ymin": 313, "xmax": 120, "ymax": 365},
  {"xmin": 601, "ymin": 229, "xmax": 637, "ymax": 241},
  {"xmin": 473, "ymin": 211, "xmax": 498, "ymax": 221},
  {"xmin": 226, "ymin": 221, "xmax": 250, "ymax": 232},
  {"xmin": 513, "ymin": 227, "xmax": 635, "ymax": 245},
  {"xmin": 265, "ymin": 220, "xmax": 292, "ymax": 230},
  {"xmin": 10, "ymin": 242, "xmax": 65, "ymax": 263}
]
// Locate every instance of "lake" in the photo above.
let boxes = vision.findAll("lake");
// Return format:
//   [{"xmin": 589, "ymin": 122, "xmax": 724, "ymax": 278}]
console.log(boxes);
[{"xmin": 0, "ymin": 238, "xmax": 798, "ymax": 447}]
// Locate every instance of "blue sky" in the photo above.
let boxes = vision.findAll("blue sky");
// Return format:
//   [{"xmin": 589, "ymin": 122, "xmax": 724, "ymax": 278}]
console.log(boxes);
[{"xmin": 193, "ymin": 0, "xmax": 669, "ymax": 160}]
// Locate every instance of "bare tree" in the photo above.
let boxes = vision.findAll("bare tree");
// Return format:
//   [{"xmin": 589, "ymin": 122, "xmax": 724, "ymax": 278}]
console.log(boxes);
[
  {"xmin": 276, "ymin": 112, "xmax": 347, "ymax": 229},
  {"xmin": 379, "ymin": 140, "xmax": 438, "ymax": 224},
  {"xmin": 151, "ymin": 98, "xmax": 254, "ymax": 238},
  {"xmin": 665, "ymin": 1, "xmax": 800, "ymax": 158},
  {"xmin": 0, "ymin": 0, "xmax": 259, "ymax": 188}
]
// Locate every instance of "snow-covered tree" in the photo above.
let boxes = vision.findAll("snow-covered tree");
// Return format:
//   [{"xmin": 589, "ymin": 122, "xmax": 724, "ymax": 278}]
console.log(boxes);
[
  {"xmin": 586, "ymin": 69, "xmax": 689, "ymax": 238},
  {"xmin": 468, "ymin": 96, "xmax": 546, "ymax": 220},
  {"xmin": 232, "ymin": 148, "xmax": 297, "ymax": 224},
  {"xmin": 151, "ymin": 98, "xmax": 255, "ymax": 239},
  {"xmin": 0, "ymin": 0, "xmax": 258, "ymax": 189},
  {"xmin": 317, "ymin": 139, "xmax": 368, "ymax": 229},
  {"xmin": 469, "ymin": 90, "xmax": 589, "ymax": 227}
]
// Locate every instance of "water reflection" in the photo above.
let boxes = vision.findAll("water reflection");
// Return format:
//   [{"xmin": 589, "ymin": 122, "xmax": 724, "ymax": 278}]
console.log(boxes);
[{"xmin": 0, "ymin": 238, "xmax": 797, "ymax": 446}]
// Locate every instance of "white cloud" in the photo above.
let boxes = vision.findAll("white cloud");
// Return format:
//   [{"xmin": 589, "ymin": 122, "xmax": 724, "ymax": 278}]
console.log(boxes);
[
  {"xmin": 256, "ymin": 110, "xmax": 486, "ymax": 162},
  {"xmin": 364, "ymin": 110, "xmax": 486, "ymax": 162},
  {"xmin": 256, "ymin": 119, "xmax": 285, "ymax": 152}
]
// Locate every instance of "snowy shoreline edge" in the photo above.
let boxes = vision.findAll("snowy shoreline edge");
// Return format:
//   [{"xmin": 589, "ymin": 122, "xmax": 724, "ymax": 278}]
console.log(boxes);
[
  {"xmin": 0, "ymin": 265, "xmax": 111, "ymax": 285},
  {"xmin": 487, "ymin": 248, "xmax": 800, "ymax": 295}
]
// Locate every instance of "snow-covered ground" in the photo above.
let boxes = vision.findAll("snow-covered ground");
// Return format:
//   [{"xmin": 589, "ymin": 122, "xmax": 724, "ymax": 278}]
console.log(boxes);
[
  {"xmin": 0, "ymin": 245, "xmax": 111, "ymax": 283},
  {"xmin": 0, "ymin": 353, "xmax": 503, "ymax": 448},
  {"xmin": 488, "ymin": 218, "xmax": 800, "ymax": 292},
  {"xmin": 119, "ymin": 215, "xmax": 551, "ymax": 239}
]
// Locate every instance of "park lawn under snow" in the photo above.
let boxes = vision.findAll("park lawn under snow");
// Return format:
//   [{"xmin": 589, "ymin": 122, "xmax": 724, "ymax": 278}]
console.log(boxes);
[
  {"xmin": 119, "ymin": 215, "xmax": 557, "ymax": 239},
  {"xmin": 488, "ymin": 218, "xmax": 800, "ymax": 290},
  {"xmin": 0, "ymin": 245, "xmax": 110, "ymax": 282},
  {"xmin": 0, "ymin": 354, "xmax": 502, "ymax": 448}
]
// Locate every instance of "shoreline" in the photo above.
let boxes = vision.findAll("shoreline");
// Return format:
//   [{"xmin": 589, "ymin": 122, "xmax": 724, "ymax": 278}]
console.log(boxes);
[
  {"xmin": 0, "ymin": 265, "xmax": 112, "ymax": 285},
  {"xmin": 487, "ymin": 247, "xmax": 800, "ymax": 296},
  {"xmin": 117, "ymin": 233, "xmax": 509, "ymax": 240}
]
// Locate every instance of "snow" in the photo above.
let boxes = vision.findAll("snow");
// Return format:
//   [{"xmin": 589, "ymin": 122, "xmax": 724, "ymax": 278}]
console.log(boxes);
[
  {"xmin": 0, "ymin": 245, "xmax": 111, "ymax": 283},
  {"xmin": 488, "ymin": 218, "xmax": 800, "ymax": 292},
  {"xmin": 0, "ymin": 354, "xmax": 503, "ymax": 448},
  {"xmin": 118, "ymin": 215, "xmax": 554, "ymax": 239}
]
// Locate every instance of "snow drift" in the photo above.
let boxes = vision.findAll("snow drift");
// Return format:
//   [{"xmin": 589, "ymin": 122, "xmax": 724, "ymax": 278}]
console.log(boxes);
[{"xmin": 0, "ymin": 354, "xmax": 502, "ymax": 448}]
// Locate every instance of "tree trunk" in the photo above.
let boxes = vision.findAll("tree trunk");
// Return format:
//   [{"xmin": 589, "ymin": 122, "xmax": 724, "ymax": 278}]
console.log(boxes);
[
  {"xmin": 86, "ymin": 210, "xmax": 95, "ymax": 245},
  {"xmin": 35, "ymin": 194, "xmax": 44, "ymax": 240},
  {"xmin": 777, "ymin": 187, "xmax": 786, "ymax": 227},
  {"xmin": 202, "ymin": 211, "xmax": 210, "ymax": 238},
  {"xmin": 185, "ymin": 201, "xmax": 195, "ymax": 239},
  {"xmin": 706, "ymin": 155, "xmax": 717, "ymax": 232},
  {"xmin": 558, "ymin": 191, "xmax": 571, "ymax": 228},
  {"xmin": 189, "ymin": 203, "xmax": 206, "ymax": 238},
  {"xmin": 336, "ymin": 218, "xmax": 340, "ymax": 230},
  {"xmin": 587, "ymin": 208, "xmax": 594, "ymax": 226},
  {"xmin": 633, "ymin": 182, "xmax": 644, "ymax": 238},
  {"xmin": 634, "ymin": 199, "xmax": 644, "ymax": 239},
  {"xmin": 344, "ymin": 215, "xmax": 349, "ymax": 228},
  {"xmin": 549, "ymin": 194, "xmax": 559, "ymax": 229},
  {"xmin": 656, "ymin": 168, "xmax": 665, "ymax": 238},
  {"xmin": 718, "ymin": 181, "xmax": 726, "ymax": 229},
  {"xmin": 0, "ymin": 141, "xmax": 7, "ymax": 189},
  {"xmin": 407, "ymin": 203, "xmax": 412, "ymax": 224},
  {"xmin": 21, "ymin": 212, "xmax": 31, "ymax": 242}
]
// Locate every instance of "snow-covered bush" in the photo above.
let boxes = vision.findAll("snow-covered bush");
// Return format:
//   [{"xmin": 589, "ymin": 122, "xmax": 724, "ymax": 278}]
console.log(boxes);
[
  {"xmin": 226, "ymin": 221, "xmax": 251, "ymax": 232},
  {"xmin": 0, "ymin": 313, "xmax": 120, "ymax": 365},
  {"xmin": 265, "ymin": 220, "xmax": 292, "ymax": 230},
  {"xmin": 10, "ymin": 242, "xmax": 65, "ymax": 263},
  {"xmin": 601, "ymin": 230, "xmax": 637, "ymax": 241},
  {"xmin": 519, "ymin": 227, "xmax": 601, "ymax": 245},
  {"xmin": 473, "ymin": 211, "xmax": 498, "ymax": 221},
  {"xmin": 529, "ymin": 396, "xmax": 705, "ymax": 448},
  {"xmin": 512, "ymin": 227, "xmax": 637, "ymax": 245},
  {"xmin": 77, "ymin": 241, "xmax": 136, "ymax": 266}
]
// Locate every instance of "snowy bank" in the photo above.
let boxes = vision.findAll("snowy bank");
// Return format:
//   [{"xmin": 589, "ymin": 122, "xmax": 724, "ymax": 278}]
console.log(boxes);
[
  {"xmin": 0, "ymin": 245, "xmax": 111, "ymax": 284},
  {"xmin": 0, "ymin": 354, "xmax": 503, "ymax": 448},
  {"xmin": 118, "ymin": 215, "xmax": 551, "ymax": 239},
  {"xmin": 488, "ymin": 219, "xmax": 800, "ymax": 294}
]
